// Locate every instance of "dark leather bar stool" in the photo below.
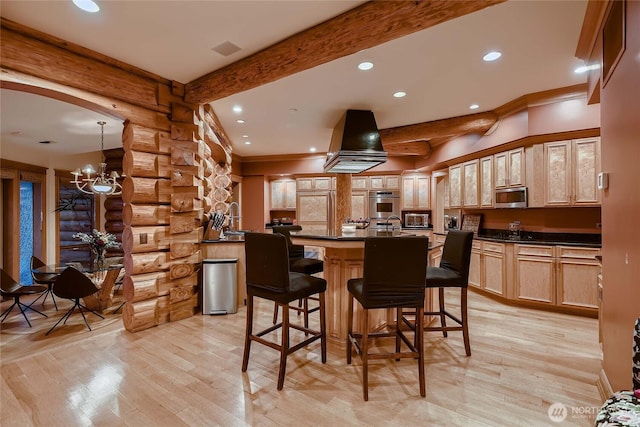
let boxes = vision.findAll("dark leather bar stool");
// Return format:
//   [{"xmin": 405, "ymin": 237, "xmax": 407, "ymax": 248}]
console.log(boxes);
[
  {"xmin": 242, "ymin": 232, "xmax": 327, "ymax": 390},
  {"xmin": 407, "ymin": 230, "xmax": 474, "ymax": 356},
  {"xmin": 30, "ymin": 256, "xmax": 58, "ymax": 310},
  {"xmin": 1, "ymin": 268, "xmax": 48, "ymax": 327},
  {"xmin": 347, "ymin": 236, "xmax": 429, "ymax": 401},
  {"xmin": 272, "ymin": 225, "xmax": 324, "ymax": 328},
  {"xmin": 46, "ymin": 267, "xmax": 105, "ymax": 335}
]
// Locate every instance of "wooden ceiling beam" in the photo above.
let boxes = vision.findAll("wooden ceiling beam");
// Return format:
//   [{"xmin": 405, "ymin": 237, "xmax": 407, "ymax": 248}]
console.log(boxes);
[
  {"xmin": 379, "ymin": 111, "xmax": 498, "ymax": 146},
  {"xmin": 185, "ymin": 0, "xmax": 506, "ymax": 104}
]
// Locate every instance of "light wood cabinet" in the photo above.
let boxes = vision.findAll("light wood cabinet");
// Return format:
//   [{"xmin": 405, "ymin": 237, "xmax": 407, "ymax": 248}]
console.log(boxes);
[
  {"xmin": 514, "ymin": 244, "xmax": 600, "ymax": 310},
  {"xmin": 544, "ymin": 138, "xmax": 601, "ymax": 206},
  {"xmin": 297, "ymin": 177, "xmax": 333, "ymax": 191},
  {"xmin": 481, "ymin": 241, "xmax": 505, "ymax": 296},
  {"xmin": 270, "ymin": 178, "xmax": 297, "ymax": 210},
  {"xmin": 401, "ymin": 174, "xmax": 430, "ymax": 210},
  {"xmin": 462, "ymin": 159, "xmax": 479, "ymax": 208},
  {"xmin": 297, "ymin": 192, "xmax": 330, "ymax": 233},
  {"xmin": 448, "ymin": 164, "xmax": 462, "ymax": 208},
  {"xmin": 369, "ymin": 175, "xmax": 400, "ymax": 190},
  {"xmin": 556, "ymin": 246, "xmax": 600, "ymax": 309},
  {"xmin": 351, "ymin": 176, "xmax": 369, "ymax": 190},
  {"xmin": 468, "ymin": 240, "xmax": 482, "ymax": 289},
  {"xmin": 514, "ymin": 245, "xmax": 556, "ymax": 305},
  {"xmin": 351, "ymin": 191, "xmax": 368, "ymax": 220},
  {"xmin": 480, "ymin": 156, "xmax": 493, "ymax": 208},
  {"xmin": 494, "ymin": 147, "xmax": 525, "ymax": 189}
]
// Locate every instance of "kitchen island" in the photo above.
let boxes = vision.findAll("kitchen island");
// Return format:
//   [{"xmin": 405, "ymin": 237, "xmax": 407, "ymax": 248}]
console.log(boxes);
[
  {"xmin": 290, "ymin": 229, "xmax": 442, "ymax": 344},
  {"xmin": 202, "ymin": 229, "xmax": 442, "ymax": 345}
]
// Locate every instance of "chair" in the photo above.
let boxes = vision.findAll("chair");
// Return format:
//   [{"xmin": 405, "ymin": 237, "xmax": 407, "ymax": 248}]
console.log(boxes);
[
  {"xmin": 242, "ymin": 232, "xmax": 327, "ymax": 390},
  {"xmin": 45, "ymin": 266, "xmax": 104, "ymax": 335},
  {"xmin": 410, "ymin": 230, "xmax": 474, "ymax": 356},
  {"xmin": 1, "ymin": 268, "xmax": 48, "ymax": 327},
  {"xmin": 347, "ymin": 236, "xmax": 429, "ymax": 401},
  {"xmin": 595, "ymin": 317, "xmax": 640, "ymax": 426},
  {"xmin": 30, "ymin": 256, "xmax": 58, "ymax": 310},
  {"xmin": 272, "ymin": 225, "xmax": 324, "ymax": 328}
]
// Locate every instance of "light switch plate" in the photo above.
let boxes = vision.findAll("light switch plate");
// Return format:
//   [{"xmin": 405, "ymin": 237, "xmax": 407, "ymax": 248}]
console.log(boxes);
[{"xmin": 597, "ymin": 172, "xmax": 609, "ymax": 190}]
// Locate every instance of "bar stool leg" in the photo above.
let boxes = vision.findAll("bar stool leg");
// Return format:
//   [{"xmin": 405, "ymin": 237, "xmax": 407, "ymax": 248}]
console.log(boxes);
[
  {"xmin": 417, "ymin": 306, "xmax": 426, "ymax": 397},
  {"xmin": 438, "ymin": 287, "xmax": 448, "ymax": 337},
  {"xmin": 319, "ymin": 293, "xmax": 326, "ymax": 363},
  {"xmin": 461, "ymin": 287, "xmax": 471, "ymax": 356},
  {"xmin": 362, "ymin": 308, "xmax": 370, "ymax": 401},
  {"xmin": 277, "ymin": 304, "xmax": 290, "ymax": 390},
  {"xmin": 242, "ymin": 295, "xmax": 254, "ymax": 372},
  {"xmin": 347, "ymin": 294, "xmax": 354, "ymax": 364}
]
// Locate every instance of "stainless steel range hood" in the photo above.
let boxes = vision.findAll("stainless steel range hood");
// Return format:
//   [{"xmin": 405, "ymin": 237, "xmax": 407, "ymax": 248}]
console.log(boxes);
[{"xmin": 323, "ymin": 109, "xmax": 387, "ymax": 174}]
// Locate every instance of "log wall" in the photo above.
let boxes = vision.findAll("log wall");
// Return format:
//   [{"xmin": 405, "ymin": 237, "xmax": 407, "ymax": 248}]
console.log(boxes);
[
  {"xmin": 104, "ymin": 148, "xmax": 124, "ymax": 258},
  {"xmin": 1, "ymin": 19, "xmax": 234, "ymax": 333}
]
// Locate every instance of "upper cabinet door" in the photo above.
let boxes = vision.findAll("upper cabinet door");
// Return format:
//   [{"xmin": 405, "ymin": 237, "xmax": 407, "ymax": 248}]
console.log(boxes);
[
  {"xmin": 401, "ymin": 174, "xmax": 430, "ymax": 210},
  {"xmin": 462, "ymin": 159, "xmax": 479, "ymax": 207},
  {"xmin": 480, "ymin": 156, "xmax": 494, "ymax": 208},
  {"xmin": 495, "ymin": 148, "xmax": 525, "ymax": 189},
  {"xmin": 572, "ymin": 137, "xmax": 601, "ymax": 205},
  {"xmin": 544, "ymin": 141, "xmax": 573, "ymax": 206},
  {"xmin": 448, "ymin": 164, "xmax": 462, "ymax": 208}
]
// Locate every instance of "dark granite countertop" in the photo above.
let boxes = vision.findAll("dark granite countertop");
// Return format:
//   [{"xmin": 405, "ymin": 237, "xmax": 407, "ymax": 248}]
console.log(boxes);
[
  {"xmin": 434, "ymin": 229, "xmax": 601, "ymax": 248},
  {"xmin": 292, "ymin": 228, "xmax": 418, "ymax": 241}
]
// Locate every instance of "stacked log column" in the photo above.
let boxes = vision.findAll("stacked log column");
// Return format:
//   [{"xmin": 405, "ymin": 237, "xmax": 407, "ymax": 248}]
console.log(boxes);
[{"xmin": 121, "ymin": 101, "xmax": 206, "ymax": 332}]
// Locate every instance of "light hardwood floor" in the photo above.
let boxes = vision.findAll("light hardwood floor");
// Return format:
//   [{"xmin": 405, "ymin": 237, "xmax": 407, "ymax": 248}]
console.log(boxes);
[{"xmin": 1, "ymin": 289, "xmax": 603, "ymax": 426}]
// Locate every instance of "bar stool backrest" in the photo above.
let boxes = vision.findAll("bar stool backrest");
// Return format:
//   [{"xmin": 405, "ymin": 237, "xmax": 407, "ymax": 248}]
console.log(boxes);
[
  {"xmin": 245, "ymin": 232, "xmax": 291, "ymax": 293},
  {"xmin": 439, "ymin": 230, "xmax": 474, "ymax": 284}
]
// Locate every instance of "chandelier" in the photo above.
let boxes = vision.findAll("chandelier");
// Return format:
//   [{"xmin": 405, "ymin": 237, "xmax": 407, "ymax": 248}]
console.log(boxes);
[{"xmin": 71, "ymin": 121, "xmax": 122, "ymax": 196}]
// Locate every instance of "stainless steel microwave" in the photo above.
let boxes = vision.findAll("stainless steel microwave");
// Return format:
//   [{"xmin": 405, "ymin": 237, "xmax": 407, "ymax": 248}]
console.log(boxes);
[{"xmin": 495, "ymin": 186, "xmax": 527, "ymax": 208}]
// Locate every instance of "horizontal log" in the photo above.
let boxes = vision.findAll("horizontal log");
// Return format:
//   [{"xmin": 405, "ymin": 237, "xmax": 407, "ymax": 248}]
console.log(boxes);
[
  {"xmin": 170, "ymin": 123, "xmax": 200, "ymax": 142},
  {"xmin": 123, "ymin": 250, "xmax": 200, "ymax": 275},
  {"xmin": 203, "ymin": 120, "xmax": 230, "ymax": 165},
  {"xmin": 105, "ymin": 220, "xmax": 124, "ymax": 233},
  {"xmin": 122, "ymin": 225, "xmax": 201, "ymax": 253},
  {"xmin": 123, "ymin": 203, "xmax": 171, "ymax": 226},
  {"xmin": 157, "ymin": 295, "xmax": 170, "ymax": 324},
  {"xmin": 186, "ymin": 0, "xmax": 505, "ymax": 104},
  {"xmin": 123, "ymin": 271, "xmax": 197, "ymax": 302},
  {"xmin": 123, "ymin": 298, "xmax": 158, "ymax": 332},
  {"xmin": 123, "ymin": 150, "xmax": 171, "ymax": 178},
  {"xmin": 60, "ymin": 223, "xmax": 92, "ymax": 234},
  {"xmin": 203, "ymin": 105, "xmax": 233, "ymax": 153},
  {"xmin": 169, "ymin": 211, "xmax": 202, "ymax": 234},
  {"xmin": 171, "ymin": 193, "xmax": 203, "ymax": 213},
  {"xmin": 104, "ymin": 197, "xmax": 125, "ymax": 211},
  {"xmin": 105, "ymin": 210, "xmax": 123, "ymax": 221},
  {"xmin": 203, "ymin": 196, "xmax": 212, "ymax": 212},
  {"xmin": 379, "ymin": 111, "xmax": 498, "ymax": 145},
  {"xmin": 169, "ymin": 285, "xmax": 195, "ymax": 304},
  {"xmin": 170, "ymin": 101, "xmax": 199, "ymax": 124},
  {"xmin": 0, "ymin": 25, "xmax": 160, "ymax": 112},
  {"xmin": 121, "ymin": 177, "xmax": 172, "ymax": 204},
  {"xmin": 170, "ymin": 140, "xmax": 203, "ymax": 166},
  {"xmin": 169, "ymin": 294, "xmax": 197, "ymax": 322},
  {"xmin": 203, "ymin": 158, "xmax": 214, "ymax": 177},
  {"xmin": 170, "ymin": 242, "xmax": 199, "ymax": 259},
  {"xmin": 0, "ymin": 70, "xmax": 163, "ymax": 131},
  {"xmin": 122, "ymin": 123, "xmax": 171, "ymax": 154},
  {"xmin": 169, "ymin": 254, "xmax": 201, "ymax": 280}
]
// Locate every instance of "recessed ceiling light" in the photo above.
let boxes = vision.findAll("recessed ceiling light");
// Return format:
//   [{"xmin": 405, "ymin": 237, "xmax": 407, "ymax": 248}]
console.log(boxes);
[
  {"xmin": 309, "ymin": 147, "xmax": 317, "ymax": 153},
  {"xmin": 73, "ymin": 0, "xmax": 100, "ymax": 13},
  {"xmin": 393, "ymin": 91, "xmax": 406, "ymax": 98},
  {"xmin": 38, "ymin": 140, "xmax": 53, "ymax": 144},
  {"xmin": 232, "ymin": 105, "xmax": 242, "ymax": 113},
  {"xmin": 242, "ymin": 134, "xmax": 249, "ymax": 138},
  {"xmin": 236, "ymin": 119, "xmax": 245, "ymax": 124},
  {"xmin": 469, "ymin": 104, "xmax": 480, "ymax": 110},
  {"xmin": 244, "ymin": 141, "xmax": 251, "ymax": 145},
  {"xmin": 574, "ymin": 64, "xmax": 600, "ymax": 73},
  {"xmin": 483, "ymin": 51, "xmax": 502, "ymax": 62},
  {"xmin": 358, "ymin": 61, "xmax": 374, "ymax": 71}
]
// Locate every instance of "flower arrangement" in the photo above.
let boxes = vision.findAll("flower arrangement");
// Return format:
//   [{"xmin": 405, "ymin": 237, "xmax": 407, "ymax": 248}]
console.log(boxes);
[{"xmin": 73, "ymin": 229, "xmax": 120, "ymax": 260}]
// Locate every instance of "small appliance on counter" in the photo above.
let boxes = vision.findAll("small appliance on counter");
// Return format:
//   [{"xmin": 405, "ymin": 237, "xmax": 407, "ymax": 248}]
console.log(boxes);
[
  {"xmin": 404, "ymin": 213, "xmax": 430, "ymax": 229},
  {"xmin": 508, "ymin": 221, "xmax": 522, "ymax": 240},
  {"xmin": 444, "ymin": 215, "xmax": 458, "ymax": 230}
]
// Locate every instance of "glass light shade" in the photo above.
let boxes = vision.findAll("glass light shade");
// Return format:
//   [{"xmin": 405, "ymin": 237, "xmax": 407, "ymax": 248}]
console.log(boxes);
[{"xmin": 82, "ymin": 164, "xmax": 96, "ymax": 175}]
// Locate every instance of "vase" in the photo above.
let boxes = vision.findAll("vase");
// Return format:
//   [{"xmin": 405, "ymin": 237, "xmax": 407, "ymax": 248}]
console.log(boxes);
[{"xmin": 94, "ymin": 248, "xmax": 106, "ymax": 267}]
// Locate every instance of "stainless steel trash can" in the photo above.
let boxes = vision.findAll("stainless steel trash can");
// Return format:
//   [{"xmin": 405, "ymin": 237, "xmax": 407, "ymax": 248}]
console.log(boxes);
[{"xmin": 202, "ymin": 258, "xmax": 238, "ymax": 315}]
